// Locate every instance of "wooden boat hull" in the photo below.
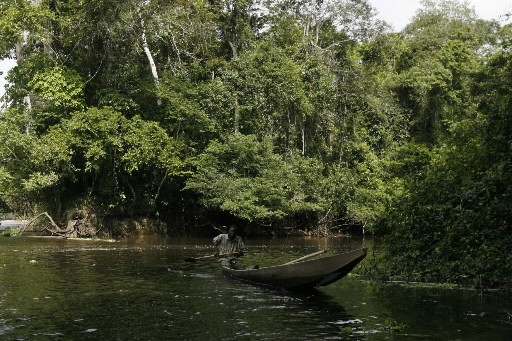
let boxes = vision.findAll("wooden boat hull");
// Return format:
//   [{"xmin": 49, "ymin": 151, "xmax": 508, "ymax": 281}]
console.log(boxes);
[{"xmin": 223, "ymin": 248, "xmax": 367, "ymax": 289}]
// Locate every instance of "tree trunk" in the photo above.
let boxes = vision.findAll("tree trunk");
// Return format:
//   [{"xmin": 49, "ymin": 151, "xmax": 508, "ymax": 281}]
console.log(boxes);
[
  {"xmin": 54, "ymin": 191, "xmax": 62, "ymax": 219},
  {"xmin": 228, "ymin": 40, "xmax": 238, "ymax": 59},
  {"xmin": 234, "ymin": 96, "xmax": 240, "ymax": 134},
  {"xmin": 126, "ymin": 180, "xmax": 137, "ymax": 215},
  {"xmin": 302, "ymin": 127, "xmax": 305, "ymax": 156},
  {"xmin": 139, "ymin": 14, "xmax": 161, "ymax": 106},
  {"xmin": 15, "ymin": 41, "xmax": 32, "ymax": 113},
  {"xmin": 153, "ymin": 171, "xmax": 168, "ymax": 205},
  {"xmin": 304, "ymin": 17, "xmax": 310, "ymax": 37}
]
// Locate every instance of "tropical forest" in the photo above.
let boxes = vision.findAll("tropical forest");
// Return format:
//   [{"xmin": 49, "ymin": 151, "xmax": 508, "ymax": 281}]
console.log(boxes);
[{"xmin": 1, "ymin": 0, "xmax": 511, "ymax": 288}]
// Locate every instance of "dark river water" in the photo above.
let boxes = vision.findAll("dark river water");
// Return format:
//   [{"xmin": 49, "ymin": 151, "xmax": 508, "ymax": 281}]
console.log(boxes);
[{"xmin": 1, "ymin": 235, "xmax": 511, "ymax": 340}]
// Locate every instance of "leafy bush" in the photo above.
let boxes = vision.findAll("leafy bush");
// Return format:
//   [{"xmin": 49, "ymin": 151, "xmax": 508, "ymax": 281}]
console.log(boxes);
[{"xmin": 186, "ymin": 134, "xmax": 326, "ymax": 226}]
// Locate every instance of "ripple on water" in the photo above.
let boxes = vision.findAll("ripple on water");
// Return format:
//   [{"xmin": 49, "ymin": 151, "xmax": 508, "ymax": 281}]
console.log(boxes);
[{"xmin": 332, "ymin": 318, "xmax": 363, "ymax": 325}]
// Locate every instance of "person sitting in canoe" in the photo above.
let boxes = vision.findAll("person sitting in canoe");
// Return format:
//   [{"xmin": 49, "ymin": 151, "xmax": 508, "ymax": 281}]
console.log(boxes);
[{"xmin": 213, "ymin": 226, "xmax": 246, "ymax": 269}]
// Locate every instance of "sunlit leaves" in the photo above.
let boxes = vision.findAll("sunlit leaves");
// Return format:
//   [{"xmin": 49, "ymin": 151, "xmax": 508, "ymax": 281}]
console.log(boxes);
[
  {"xmin": 186, "ymin": 134, "xmax": 325, "ymax": 224},
  {"xmin": 0, "ymin": 107, "xmax": 183, "ymax": 214},
  {"xmin": 22, "ymin": 172, "xmax": 60, "ymax": 191},
  {"xmin": 28, "ymin": 66, "xmax": 85, "ymax": 111},
  {"xmin": 121, "ymin": 116, "xmax": 183, "ymax": 174},
  {"xmin": 0, "ymin": 0, "xmax": 53, "ymax": 57},
  {"xmin": 43, "ymin": 107, "xmax": 183, "ymax": 176}
]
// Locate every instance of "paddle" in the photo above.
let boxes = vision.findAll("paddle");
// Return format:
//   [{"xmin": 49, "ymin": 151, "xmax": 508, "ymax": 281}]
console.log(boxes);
[
  {"xmin": 283, "ymin": 249, "xmax": 326, "ymax": 265},
  {"xmin": 184, "ymin": 252, "xmax": 242, "ymax": 262}
]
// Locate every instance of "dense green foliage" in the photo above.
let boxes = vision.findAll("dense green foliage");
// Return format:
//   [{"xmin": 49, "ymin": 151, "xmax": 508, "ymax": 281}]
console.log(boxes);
[{"xmin": 1, "ymin": 0, "xmax": 511, "ymax": 286}]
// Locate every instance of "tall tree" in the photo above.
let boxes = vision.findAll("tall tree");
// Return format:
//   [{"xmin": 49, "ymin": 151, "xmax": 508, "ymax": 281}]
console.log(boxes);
[
  {"xmin": 265, "ymin": 0, "xmax": 388, "ymax": 45},
  {"xmin": 396, "ymin": 0, "xmax": 496, "ymax": 143},
  {"xmin": 207, "ymin": 0, "xmax": 262, "ymax": 58},
  {"xmin": 0, "ymin": 0, "xmax": 54, "ymax": 111}
]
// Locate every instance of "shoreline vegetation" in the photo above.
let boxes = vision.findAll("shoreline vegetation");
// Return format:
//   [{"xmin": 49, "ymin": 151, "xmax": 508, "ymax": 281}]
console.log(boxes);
[
  {"xmin": 3, "ymin": 221, "xmax": 510, "ymax": 292},
  {"xmin": 1, "ymin": 0, "xmax": 511, "ymax": 288},
  {"xmin": 5, "ymin": 212, "xmax": 347, "ymax": 239}
]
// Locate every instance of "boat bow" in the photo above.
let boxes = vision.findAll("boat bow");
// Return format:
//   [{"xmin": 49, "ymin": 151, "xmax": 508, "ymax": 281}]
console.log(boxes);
[{"xmin": 223, "ymin": 248, "xmax": 367, "ymax": 289}]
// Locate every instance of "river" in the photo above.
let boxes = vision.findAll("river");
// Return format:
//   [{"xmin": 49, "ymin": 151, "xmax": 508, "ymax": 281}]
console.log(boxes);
[{"xmin": 1, "ymin": 235, "xmax": 511, "ymax": 339}]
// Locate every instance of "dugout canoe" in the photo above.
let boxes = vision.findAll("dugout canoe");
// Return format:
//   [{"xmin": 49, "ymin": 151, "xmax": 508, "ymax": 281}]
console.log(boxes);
[{"xmin": 222, "ymin": 248, "xmax": 367, "ymax": 290}]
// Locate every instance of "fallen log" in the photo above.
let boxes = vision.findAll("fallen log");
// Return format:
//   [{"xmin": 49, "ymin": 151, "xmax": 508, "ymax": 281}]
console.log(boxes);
[
  {"xmin": 19, "ymin": 212, "xmax": 94, "ymax": 238},
  {"xmin": 19, "ymin": 212, "xmax": 61, "ymax": 235}
]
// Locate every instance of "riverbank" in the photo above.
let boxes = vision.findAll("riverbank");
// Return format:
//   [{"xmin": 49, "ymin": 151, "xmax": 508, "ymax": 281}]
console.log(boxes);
[{"xmin": 10, "ymin": 210, "xmax": 348, "ymax": 239}]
